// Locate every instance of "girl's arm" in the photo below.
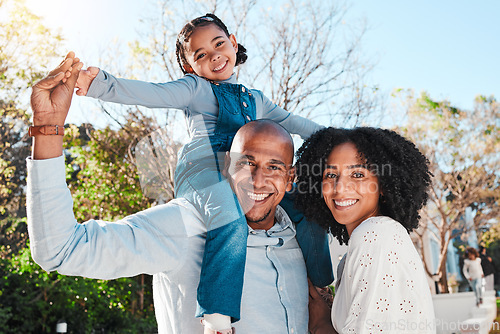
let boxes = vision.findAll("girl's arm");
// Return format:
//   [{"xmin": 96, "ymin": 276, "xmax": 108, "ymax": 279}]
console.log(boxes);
[
  {"xmin": 463, "ymin": 260, "xmax": 471, "ymax": 280},
  {"xmin": 84, "ymin": 69, "xmax": 199, "ymax": 110},
  {"xmin": 257, "ymin": 94, "xmax": 324, "ymax": 139}
]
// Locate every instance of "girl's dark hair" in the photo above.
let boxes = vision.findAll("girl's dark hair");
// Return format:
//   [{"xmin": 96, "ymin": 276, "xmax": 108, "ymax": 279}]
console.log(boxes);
[
  {"xmin": 175, "ymin": 13, "xmax": 248, "ymax": 75},
  {"xmin": 465, "ymin": 247, "xmax": 479, "ymax": 258},
  {"xmin": 295, "ymin": 127, "xmax": 432, "ymax": 245}
]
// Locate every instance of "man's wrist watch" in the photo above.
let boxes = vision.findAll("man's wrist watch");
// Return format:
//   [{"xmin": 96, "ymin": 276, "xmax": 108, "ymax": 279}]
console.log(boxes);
[{"xmin": 28, "ymin": 125, "xmax": 65, "ymax": 137}]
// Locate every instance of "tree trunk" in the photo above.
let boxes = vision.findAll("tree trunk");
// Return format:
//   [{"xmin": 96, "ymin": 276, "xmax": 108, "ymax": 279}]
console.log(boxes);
[{"xmin": 438, "ymin": 257, "xmax": 450, "ymax": 293}]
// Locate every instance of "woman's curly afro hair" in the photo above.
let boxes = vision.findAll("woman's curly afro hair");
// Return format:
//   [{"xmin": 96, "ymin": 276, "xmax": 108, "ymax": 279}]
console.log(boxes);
[{"xmin": 295, "ymin": 127, "xmax": 432, "ymax": 245}]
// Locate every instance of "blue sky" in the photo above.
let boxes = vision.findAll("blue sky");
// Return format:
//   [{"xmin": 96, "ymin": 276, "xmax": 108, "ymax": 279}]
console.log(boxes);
[
  {"xmin": 25, "ymin": 0, "xmax": 499, "ymax": 125},
  {"xmin": 349, "ymin": 0, "xmax": 499, "ymax": 111}
]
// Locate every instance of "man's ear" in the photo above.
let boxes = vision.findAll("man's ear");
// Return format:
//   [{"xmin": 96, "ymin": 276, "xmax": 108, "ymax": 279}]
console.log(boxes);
[
  {"xmin": 183, "ymin": 63, "xmax": 194, "ymax": 74},
  {"xmin": 223, "ymin": 151, "xmax": 231, "ymax": 178},
  {"xmin": 286, "ymin": 166, "xmax": 296, "ymax": 192},
  {"xmin": 229, "ymin": 34, "xmax": 238, "ymax": 53}
]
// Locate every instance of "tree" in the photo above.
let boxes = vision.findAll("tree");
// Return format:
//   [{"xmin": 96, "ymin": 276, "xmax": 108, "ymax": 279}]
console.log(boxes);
[
  {"xmin": 0, "ymin": 1, "xmax": 161, "ymax": 330},
  {"xmin": 0, "ymin": 244, "xmax": 156, "ymax": 333},
  {"xmin": 399, "ymin": 91, "xmax": 500, "ymax": 293},
  {"xmin": 92, "ymin": 0, "xmax": 380, "ymax": 135},
  {"xmin": 0, "ymin": 0, "xmax": 64, "ymax": 219}
]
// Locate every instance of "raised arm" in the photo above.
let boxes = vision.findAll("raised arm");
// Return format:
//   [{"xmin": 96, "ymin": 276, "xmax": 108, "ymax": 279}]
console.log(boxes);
[
  {"xmin": 27, "ymin": 52, "xmax": 195, "ymax": 279},
  {"xmin": 31, "ymin": 51, "xmax": 82, "ymax": 160},
  {"xmin": 257, "ymin": 93, "xmax": 324, "ymax": 139},
  {"xmin": 82, "ymin": 68, "xmax": 198, "ymax": 109}
]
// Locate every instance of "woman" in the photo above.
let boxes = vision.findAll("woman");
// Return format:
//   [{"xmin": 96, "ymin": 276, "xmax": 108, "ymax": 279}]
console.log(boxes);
[{"xmin": 295, "ymin": 127, "xmax": 436, "ymax": 333}]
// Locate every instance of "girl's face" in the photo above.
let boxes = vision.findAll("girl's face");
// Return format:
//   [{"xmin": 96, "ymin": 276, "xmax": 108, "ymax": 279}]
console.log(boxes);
[
  {"xmin": 182, "ymin": 24, "xmax": 238, "ymax": 81},
  {"xmin": 322, "ymin": 142, "xmax": 381, "ymax": 236}
]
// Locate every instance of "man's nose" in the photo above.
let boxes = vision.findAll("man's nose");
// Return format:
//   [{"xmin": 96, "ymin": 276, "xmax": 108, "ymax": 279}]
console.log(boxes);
[{"xmin": 250, "ymin": 167, "xmax": 267, "ymax": 187}]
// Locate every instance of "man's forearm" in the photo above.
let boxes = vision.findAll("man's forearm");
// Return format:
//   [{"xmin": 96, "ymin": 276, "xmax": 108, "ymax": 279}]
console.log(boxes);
[{"xmin": 32, "ymin": 135, "xmax": 63, "ymax": 160}]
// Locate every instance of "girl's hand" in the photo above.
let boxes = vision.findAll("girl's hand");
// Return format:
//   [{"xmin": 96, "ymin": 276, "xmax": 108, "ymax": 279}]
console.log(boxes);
[
  {"xmin": 308, "ymin": 279, "xmax": 337, "ymax": 334},
  {"xmin": 76, "ymin": 66, "xmax": 100, "ymax": 96}
]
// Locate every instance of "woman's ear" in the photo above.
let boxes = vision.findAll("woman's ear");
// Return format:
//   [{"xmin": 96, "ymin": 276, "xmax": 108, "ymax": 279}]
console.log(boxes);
[{"xmin": 229, "ymin": 34, "xmax": 238, "ymax": 53}]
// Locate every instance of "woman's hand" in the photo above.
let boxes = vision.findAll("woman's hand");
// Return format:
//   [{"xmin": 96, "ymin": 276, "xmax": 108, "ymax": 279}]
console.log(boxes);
[{"xmin": 308, "ymin": 279, "xmax": 337, "ymax": 334}]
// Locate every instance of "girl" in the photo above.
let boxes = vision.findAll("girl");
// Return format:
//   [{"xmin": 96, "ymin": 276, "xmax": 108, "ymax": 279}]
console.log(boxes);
[
  {"xmin": 75, "ymin": 13, "xmax": 333, "ymax": 333},
  {"xmin": 463, "ymin": 247, "xmax": 484, "ymax": 306},
  {"xmin": 295, "ymin": 127, "xmax": 436, "ymax": 334}
]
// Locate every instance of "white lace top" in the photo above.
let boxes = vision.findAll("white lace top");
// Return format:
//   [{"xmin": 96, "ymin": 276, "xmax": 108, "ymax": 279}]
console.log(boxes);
[{"xmin": 331, "ymin": 216, "xmax": 436, "ymax": 333}]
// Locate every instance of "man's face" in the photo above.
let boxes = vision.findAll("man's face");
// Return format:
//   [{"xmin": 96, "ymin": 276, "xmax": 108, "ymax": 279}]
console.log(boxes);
[{"xmin": 225, "ymin": 131, "xmax": 295, "ymax": 231}]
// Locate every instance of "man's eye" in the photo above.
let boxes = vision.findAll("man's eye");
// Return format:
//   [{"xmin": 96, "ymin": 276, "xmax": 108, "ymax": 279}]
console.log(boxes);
[
  {"xmin": 352, "ymin": 172, "xmax": 365, "ymax": 178},
  {"xmin": 238, "ymin": 161, "xmax": 252, "ymax": 167},
  {"xmin": 324, "ymin": 172, "xmax": 337, "ymax": 179}
]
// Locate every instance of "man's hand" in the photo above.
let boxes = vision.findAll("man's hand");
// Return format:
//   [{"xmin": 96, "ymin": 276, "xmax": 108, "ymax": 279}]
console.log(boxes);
[
  {"xmin": 76, "ymin": 66, "xmax": 99, "ymax": 96},
  {"xmin": 31, "ymin": 51, "xmax": 82, "ymax": 126},
  {"xmin": 31, "ymin": 51, "xmax": 82, "ymax": 160}
]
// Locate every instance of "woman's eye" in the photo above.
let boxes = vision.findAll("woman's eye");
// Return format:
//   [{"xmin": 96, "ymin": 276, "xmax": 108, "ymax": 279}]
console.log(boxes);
[{"xmin": 268, "ymin": 165, "xmax": 283, "ymax": 172}]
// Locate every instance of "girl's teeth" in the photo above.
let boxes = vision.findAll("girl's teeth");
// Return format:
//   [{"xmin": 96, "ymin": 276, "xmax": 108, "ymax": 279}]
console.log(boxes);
[
  {"xmin": 335, "ymin": 199, "xmax": 357, "ymax": 207},
  {"xmin": 248, "ymin": 192, "xmax": 268, "ymax": 201},
  {"xmin": 213, "ymin": 62, "xmax": 226, "ymax": 71}
]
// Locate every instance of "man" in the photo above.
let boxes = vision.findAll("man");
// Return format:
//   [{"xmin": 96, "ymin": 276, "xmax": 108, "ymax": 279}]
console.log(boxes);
[
  {"xmin": 479, "ymin": 246, "xmax": 496, "ymax": 291},
  {"xmin": 27, "ymin": 52, "xmax": 331, "ymax": 333}
]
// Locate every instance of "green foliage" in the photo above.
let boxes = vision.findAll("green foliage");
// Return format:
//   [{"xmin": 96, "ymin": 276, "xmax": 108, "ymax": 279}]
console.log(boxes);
[
  {"xmin": 398, "ymin": 91, "xmax": 499, "ymax": 292},
  {"xmin": 64, "ymin": 121, "xmax": 156, "ymax": 222},
  {"xmin": 0, "ymin": 240, "xmax": 157, "ymax": 333}
]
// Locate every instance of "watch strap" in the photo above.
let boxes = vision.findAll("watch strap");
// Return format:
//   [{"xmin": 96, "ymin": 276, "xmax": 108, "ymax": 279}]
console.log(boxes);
[{"xmin": 29, "ymin": 125, "xmax": 65, "ymax": 136}]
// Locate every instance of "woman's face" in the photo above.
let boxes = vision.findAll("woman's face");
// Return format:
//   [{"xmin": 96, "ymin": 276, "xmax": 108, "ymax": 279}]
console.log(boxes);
[{"xmin": 322, "ymin": 142, "xmax": 381, "ymax": 236}]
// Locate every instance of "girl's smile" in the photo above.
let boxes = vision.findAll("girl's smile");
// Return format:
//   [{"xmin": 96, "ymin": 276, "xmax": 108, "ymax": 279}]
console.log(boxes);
[{"xmin": 322, "ymin": 142, "xmax": 381, "ymax": 236}]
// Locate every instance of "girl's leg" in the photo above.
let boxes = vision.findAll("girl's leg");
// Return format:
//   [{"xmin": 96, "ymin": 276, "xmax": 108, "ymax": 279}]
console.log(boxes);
[
  {"xmin": 279, "ymin": 184, "xmax": 334, "ymax": 287},
  {"xmin": 470, "ymin": 279, "xmax": 481, "ymax": 305},
  {"xmin": 195, "ymin": 182, "xmax": 247, "ymax": 322},
  {"xmin": 176, "ymin": 159, "xmax": 247, "ymax": 322}
]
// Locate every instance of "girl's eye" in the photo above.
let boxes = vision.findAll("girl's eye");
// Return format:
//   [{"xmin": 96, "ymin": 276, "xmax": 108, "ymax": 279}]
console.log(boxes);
[
  {"xmin": 196, "ymin": 53, "xmax": 206, "ymax": 60},
  {"xmin": 216, "ymin": 41, "xmax": 224, "ymax": 47}
]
